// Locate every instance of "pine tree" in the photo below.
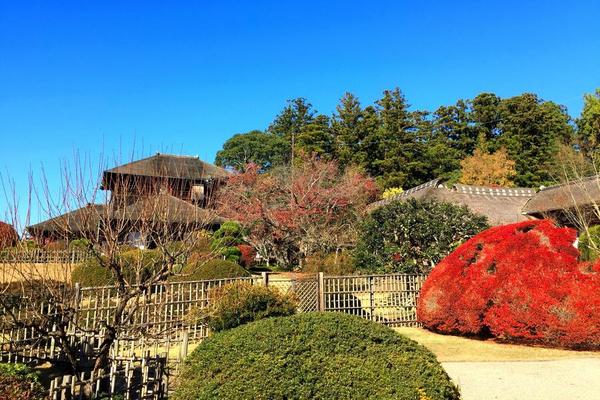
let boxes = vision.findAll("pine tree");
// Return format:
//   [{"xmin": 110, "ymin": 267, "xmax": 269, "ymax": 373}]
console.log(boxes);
[{"xmin": 331, "ymin": 92, "xmax": 364, "ymax": 168}]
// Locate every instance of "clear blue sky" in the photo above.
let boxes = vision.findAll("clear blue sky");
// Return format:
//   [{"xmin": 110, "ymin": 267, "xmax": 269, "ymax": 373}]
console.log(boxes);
[{"xmin": 1, "ymin": 1, "xmax": 599, "ymax": 224}]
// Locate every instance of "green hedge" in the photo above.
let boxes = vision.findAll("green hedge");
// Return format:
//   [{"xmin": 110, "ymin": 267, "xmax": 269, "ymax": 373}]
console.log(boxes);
[
  {"xmin": 71, "ymin": 257, "xmax": 114, "ymax": 287},
  {"xmin": 169, "ymin": 259, "xmax": 250, "ymax": 282},
  {"xmin": 198, "ymin": 282, "xmax": 296, "ymax": 332},
  {"xmin": 71, "ymin": 249, "xmax": 163, "ymax": 287},
  {"xmin": 0, "ymin": 363, "xmax": 45, "ymax": 400},
  {"xmin": 173, "ymin": 313, "xmax": 460, "ymax": 400}
]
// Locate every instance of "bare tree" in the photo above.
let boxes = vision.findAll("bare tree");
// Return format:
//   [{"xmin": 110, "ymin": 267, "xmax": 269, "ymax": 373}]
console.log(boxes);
[{"xmin": 0, "ymin": 151, "xmax": 221, "ymax": 378}]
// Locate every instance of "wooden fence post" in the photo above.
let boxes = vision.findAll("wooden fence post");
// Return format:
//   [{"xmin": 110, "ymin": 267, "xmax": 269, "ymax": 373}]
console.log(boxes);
[
  {"xmin": 261, "ymin": 271, "xmax": 269, "ymax": 287},
  {"xmin": 369, "ymin": 276, "xmax": 375, "ymax": 321},
  {"xmin": 179, "ymin": 331, "xmax": 189, "ymax": 362},
  {"xmin": 318, "ymin": 272, "xmax": 325, "ymax": 312}
]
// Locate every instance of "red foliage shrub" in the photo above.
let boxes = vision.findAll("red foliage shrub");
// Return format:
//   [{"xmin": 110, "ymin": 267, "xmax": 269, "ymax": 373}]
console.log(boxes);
[
  {"xmin": 417, "ymin": 220, "xmax": 600, "ymax": 349},
  {"xmin": 237, "ymin": 244, "xmax": 256, "ymax": 268},
  {"xmin": 0, "ymin": 221, "xmax": 18, "ymax": 249}
]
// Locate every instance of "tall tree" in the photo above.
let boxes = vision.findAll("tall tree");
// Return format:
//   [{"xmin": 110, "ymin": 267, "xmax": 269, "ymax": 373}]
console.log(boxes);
[
  {"xmin": 296, "ymin": 115, "xmax": 335, "ymax": 160},
  {"xmin": 365, "ymin": 88, "xmax": 427, "ymax": 189},
  {"xmin": 420, "ymin": 111, "xmax": 463, "ymax": 182},
  {"xmin": 215, "ymin": 130, "xmax": 290, "ymax": 171},
  {"xmin": 497, "ymin": 93, "xmax": 574, "ymax": 187},
  {"xmin": 331, "ymin": 92, "xmax": 365, "ymax": 168},
  {"xmin": 268, "ymin": 98, "xmax": 316, "ymax": 139},
  {"xmin": 471, "ymin": 92, "xmax": 502, "ymax": 140},
  {"xmin": 432, "ymin": 100, "xmax": 478, "ymax": 157},
  {"xmin": 577, "ymin": 89, "xmax": 600, "ymax": 160}
]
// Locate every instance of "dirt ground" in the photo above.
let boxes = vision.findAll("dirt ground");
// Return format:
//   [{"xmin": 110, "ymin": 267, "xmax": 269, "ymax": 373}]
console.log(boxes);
[{"xmin": 395, "ymin": 327, "xmax": 600, "ymax": 400}]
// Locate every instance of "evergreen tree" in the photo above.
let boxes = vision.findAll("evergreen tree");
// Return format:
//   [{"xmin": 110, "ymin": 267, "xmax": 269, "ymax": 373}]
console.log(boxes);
[
  {"xmin": 497, "ymin": 93, "xmax": 574, "ymax": 187},
  {"xmin": 296, "ymin": 115, "xmax": 335, "ymax": 160},
  {"xmin": 366, "ymin": 88, "xmax": 428, "ymax": 189},
  {"xmin": 331, "ymin": 92, "xmax": 365, "ymax": 168},
  {"xmin": 432, "ymin": 100, "xmax": 478, "ymax": 157},
  {"xmin": 215, "ymin": 130, "xmax": 289, "ymax": 171},
  {"xmin": 577, "ymin": 89, "xmax": 600, "ymax": 160},
  {"xmin": 267, "ymin": 97, "xmax": 316, "ymax": 140}
]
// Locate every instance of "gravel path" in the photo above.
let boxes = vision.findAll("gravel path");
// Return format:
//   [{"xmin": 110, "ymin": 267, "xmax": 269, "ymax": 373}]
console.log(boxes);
[{"xmin": 442, "ymin": 358, "xmax": 600, "ymax": 400}]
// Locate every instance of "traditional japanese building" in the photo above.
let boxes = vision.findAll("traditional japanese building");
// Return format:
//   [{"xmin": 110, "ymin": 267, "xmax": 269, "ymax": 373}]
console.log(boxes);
[
  {"xmin": 522, "ymin": 175, "xmax": 600, "ymax": 228},
  {"xmin": 370, "ymin": 179, "xmax": 536, "ymax": 226},
  {"xmin": 27, "ymin": 153, "xmax": 228, "ymax": 244},
  {"xmin": 371, "ymin": 176, "xmax": 600, "ymax": 229}
]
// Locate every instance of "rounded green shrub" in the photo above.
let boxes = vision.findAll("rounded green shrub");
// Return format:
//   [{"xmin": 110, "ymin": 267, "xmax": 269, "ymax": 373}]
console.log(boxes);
[
  {"xmin": 174, "ymin": 313, "xmax": 460, "ymax": 400},
  {"xmin": 119, "ymin": 249, "xmax": 163, "ymax": 283},
  {"xmin": 355, "ymin": 198, "xmax": 489, "ymax": 274},
  {"xmin": 71, "ymin": 249, "xmax": 164, "ymax": 287},
  {"xmin": 198, "ymin": 281, "xmax": 296, "ymax": 332},
  {"xmin": 71, "ymin": 257, "xmax": 114, "ymax": 287},
  {"xmin": 579, "ymin": 225, "xmax": 600, "ymax": 261},
  {"xmin": 0, "ymin": 363, "xmax": 45, "ymax": 400},
  {"xmin": 68, "ymin": 238, "xmax": 91, "ymax": 250},
  {"xmin": 169, "ymin": 259, "xmax": 250, "ymax": 282}
]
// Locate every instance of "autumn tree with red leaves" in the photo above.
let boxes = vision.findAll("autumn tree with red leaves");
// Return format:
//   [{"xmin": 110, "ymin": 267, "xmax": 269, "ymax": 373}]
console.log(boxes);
[
  {"xmin": 417, "ymin": 220, "xmax": 600, "ymax": 349},
  {"xmin": 0, "ymin": 221, "xmax": 18, "ymax": 249},
  {"xmin": 216, "ymin": 157, "xmax": 378, "ymax": 269}
]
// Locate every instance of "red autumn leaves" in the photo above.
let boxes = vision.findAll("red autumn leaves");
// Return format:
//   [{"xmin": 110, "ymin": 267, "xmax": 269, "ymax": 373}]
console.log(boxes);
[
  {"xmin": 0, "ymin": 221, "xmax": 18, "ymax": 249},
  {"xmin": 417, "ymin": 220, "xmax": 600, "ymax": 349}
]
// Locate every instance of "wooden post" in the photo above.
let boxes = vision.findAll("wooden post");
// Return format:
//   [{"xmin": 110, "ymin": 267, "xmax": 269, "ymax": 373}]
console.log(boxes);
[
  {"xmin": 318, "ymin": 272, "xmax": 325, "ymax": 312},
  {"xmin": 179, "ymin": 331, "xmax": 189, "ymax": 362},
  {"xmin": 261, "ymin": 271, "xmax": 269, "ymax": 287},
  {"xmin": 369, "ymin": 276, "xmax": 375, "ymax": 321}
]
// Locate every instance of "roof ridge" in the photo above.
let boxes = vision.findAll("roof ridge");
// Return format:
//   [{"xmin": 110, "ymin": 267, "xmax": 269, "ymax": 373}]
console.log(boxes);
[
  {"xmin": 452, "ymin": 183, "xmax": 535, "ymax": 197},
  {"xmin": 537, "ymin": 175, "xmax": 600, "ymax": 192},
  {"xmin": 154, "ymin": 152, "xmax": 200, "ymax": 159}
]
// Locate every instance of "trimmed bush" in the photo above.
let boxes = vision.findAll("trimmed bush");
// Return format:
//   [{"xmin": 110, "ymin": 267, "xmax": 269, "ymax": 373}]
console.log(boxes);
[
  {"xmin": 579, "ymin": 225, "xmax": 600, "ymax": 261},
  {"xmin": 355, "ymin": 199, "xmax": 489, "ymax": 274},
  {"xmin": 169, "ymin": 259, "xmax": 250, "ymax": 282},
  {"xmin": 173, "ymin": 313, "xmax": 459, "ymax": 400},
  {"xmin": 71, "ymin": 249, "xmax": 164, "ymax": 287},
  {"xmin": 119, "ymin": 249, "xmax": 162, "ymax": 283},
  {"xmin": 211, "ymin": 221, "xmax": 246, "ymax": 262},
  {"xmin": 0, "ymin": 363, "xmax": 45, "ymax": 400},
  {"xmin": 198, "ymin": 281, "xmax": 296, "ymax": 332},
  {"xmin": 303, "ymin": 251, "xmax": 355, "ymax": 275},
  {"xmin": 71, "ymin": 257, "xmax": 114, "ymax": 287},
  {"xmin": 68, "ymin": 238, "xmax": 90, "ymax": 250},
  {"xmin": 418, "ymin": 220, "xmax": 600, "ymax": 349}
]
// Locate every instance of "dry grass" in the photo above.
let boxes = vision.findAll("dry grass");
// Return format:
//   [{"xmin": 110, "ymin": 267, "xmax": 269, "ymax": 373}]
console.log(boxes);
[
  {"xmin": 395, "ymin": 327, "xmax": 600, "ymax": 362},
  {"xmin": 0, "ymin": 263, "xmax": 73, "ymax": 284}
]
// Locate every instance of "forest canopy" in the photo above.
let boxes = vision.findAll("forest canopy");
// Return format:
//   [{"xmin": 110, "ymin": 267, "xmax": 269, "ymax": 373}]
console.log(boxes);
[{"xmin": 215, "ymin": 89, "xmax": 599, "ymax": 189}]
